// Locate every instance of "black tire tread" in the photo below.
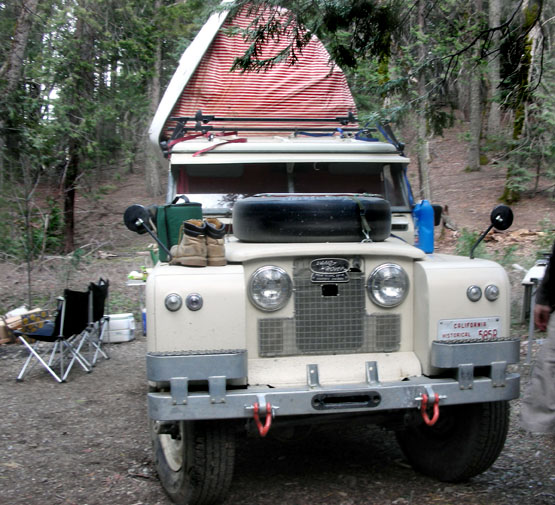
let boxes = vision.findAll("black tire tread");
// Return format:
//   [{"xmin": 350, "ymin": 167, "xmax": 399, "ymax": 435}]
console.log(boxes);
[
  {"xmin": 152, "ymin": 420, "xmax": 235, "ymax": 505},
  {"xmin": 396, "ymin": 401, "xmax": 509, "ymax": 483},
  {"xmin": 470, "ymin": 401, "xmax": 509, "ymax": 478},
  {"xmin": 193, "ymin": 421, "xmax": 235, "ymax": 505}
]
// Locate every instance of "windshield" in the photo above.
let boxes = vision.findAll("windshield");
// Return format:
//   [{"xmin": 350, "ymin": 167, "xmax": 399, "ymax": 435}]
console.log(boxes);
[{"xmin": 171, "ymin": 162, "xmax": 411, "ymax": 213}]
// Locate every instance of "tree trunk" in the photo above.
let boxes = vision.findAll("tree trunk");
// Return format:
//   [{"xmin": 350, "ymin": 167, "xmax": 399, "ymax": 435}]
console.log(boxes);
[
  {"xmin": 0, "ymin": 0, "xmax": 40, "ymax": 188},
  {"xmin": 467, "ymin": 56, "xmax": 482, "ymax": 172},
  {"xmin": 416, "ymin": 112, "xmax": 431, "ymax": 200},
  {"xmin": 0, "ymin": 0, "xmax": 40, "ymax": 87},
  {"xmin": 500, "ymin": 0, "xmax": 541, "ymax": 203},
  {"xmin": 456, "ymin": 66, "xmax": 470, "ymax": 121},
  {"xmin": 63, "ymin": 151, "xmax": 78, "ymax": 253},
  {"xmin": 416, "ymin": 0, "xmax": 431, "ymax": 201},
  {"xmin": 467, "ymin": 0, "xmax": 483, "ymax": 172},
  {"xmin": 62, "ymin": 9, "xmax": 95, "ymax": 253},
  {"xmin": 21, "ymin": 157, "xmax": 40, "ymax": 308},
  {"xmin": 487, "ymin": 0, "xmax": 501, "ymax": 136},
  {"xmin": 143, "ymin": 0, "xmax": 163, "ymax": 197}
]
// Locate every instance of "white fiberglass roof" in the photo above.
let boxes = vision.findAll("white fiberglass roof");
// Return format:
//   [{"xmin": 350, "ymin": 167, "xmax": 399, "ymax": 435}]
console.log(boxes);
[{"xmin": 169, "ymin": 135, "xmax": 409, "ymax": 165}]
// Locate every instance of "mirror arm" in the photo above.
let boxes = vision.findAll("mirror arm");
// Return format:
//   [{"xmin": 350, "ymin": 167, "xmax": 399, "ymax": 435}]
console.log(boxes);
[
  {"xmin": 136, "ymin": 218, "xmax": 173, "ymax": 261},
  {"xmin": 470, "ymin": 223, "xmax": 494, "ymax": 259}
]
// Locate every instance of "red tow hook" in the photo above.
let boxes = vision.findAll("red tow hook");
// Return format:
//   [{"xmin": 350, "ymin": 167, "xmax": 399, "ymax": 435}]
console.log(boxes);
[
  {"xmin": 420, "ymin": 393, "xmax": 440, "ymax": 426},
  {"xmin": 253, "ymin": 402, "xmax": 273, "ymax": 437}
]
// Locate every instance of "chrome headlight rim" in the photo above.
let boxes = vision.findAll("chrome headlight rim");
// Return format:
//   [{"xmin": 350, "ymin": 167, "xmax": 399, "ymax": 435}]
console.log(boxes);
[
  {"xmin": 248, "ymin": 265, "xmax": 292, "ymax": 312},
  {"xmin": 185, "ymin": 293, "xmax": 203, "ymax": 311},
  {"xmin": 164, "ymin": 293, "xmax": 183, "ymax": 312},
  {"xmin": 467, "ymin": 285, "xmax": 482, "ymax": 302},
  {"xmin": 367, "ymin": 263, "xmax": 409, "ymax": 308},
  {"xmin": 484, "ymin": 284, "xmax": 500, "ymax": 301}
]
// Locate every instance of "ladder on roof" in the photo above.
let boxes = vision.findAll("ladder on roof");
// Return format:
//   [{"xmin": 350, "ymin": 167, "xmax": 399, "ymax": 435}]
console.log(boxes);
[
  {"xmin": 161, "ymin": 110, "xmax": 404, "ymax": 156},
  {"xmin": 168, "ymin": 110, "xmax": 366, "ymax": 136}
]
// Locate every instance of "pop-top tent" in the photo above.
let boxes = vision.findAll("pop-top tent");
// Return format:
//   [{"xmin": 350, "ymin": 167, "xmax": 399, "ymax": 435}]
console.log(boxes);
[{"xmin": 149, "ymin": 3, "xmax": 358, "ymax": 156}]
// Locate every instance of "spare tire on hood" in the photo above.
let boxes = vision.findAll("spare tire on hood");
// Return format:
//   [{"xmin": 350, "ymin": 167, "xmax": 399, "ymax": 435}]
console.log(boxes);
[{"xmin": 232, "ymin": 194, "xmax": 391, "ymax": 243}]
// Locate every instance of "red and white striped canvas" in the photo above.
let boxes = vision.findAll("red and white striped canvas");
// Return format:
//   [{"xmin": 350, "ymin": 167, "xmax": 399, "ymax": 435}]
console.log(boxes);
[{"xmin": 163, "ymin": 8, "xmax": 357, "ymax": 137}]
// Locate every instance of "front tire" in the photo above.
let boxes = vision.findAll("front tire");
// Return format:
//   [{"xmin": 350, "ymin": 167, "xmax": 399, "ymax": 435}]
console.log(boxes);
[
  {"xmin": 151, "ymin": 420, "xmax": 235, "ymax": 505},
  {"xmin": 395, "ymin": 401, "xmax": 509, "ymax": 482}
]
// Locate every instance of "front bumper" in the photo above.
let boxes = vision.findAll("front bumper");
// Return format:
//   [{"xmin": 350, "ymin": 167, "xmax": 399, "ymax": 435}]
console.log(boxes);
[{"xmin": 147, "ymin": 340, "xmax": 520, "ymax": 421}]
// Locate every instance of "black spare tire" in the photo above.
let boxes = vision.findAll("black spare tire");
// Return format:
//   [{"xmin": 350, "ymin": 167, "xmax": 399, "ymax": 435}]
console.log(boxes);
[{"xmin": 232, "ymin": 194, "xmax": 391, "ymax": 243}]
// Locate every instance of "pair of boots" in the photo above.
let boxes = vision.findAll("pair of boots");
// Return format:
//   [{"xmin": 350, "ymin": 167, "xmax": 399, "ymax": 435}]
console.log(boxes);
[{"xmin": 170, "ymin": 218, "xmax": 226, "ymax": 267}]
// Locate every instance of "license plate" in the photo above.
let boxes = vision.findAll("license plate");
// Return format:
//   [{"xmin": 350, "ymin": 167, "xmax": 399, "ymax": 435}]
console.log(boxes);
[{"xmin": 437, "ymin": 317, "xmax": 501, "ymax": 341}]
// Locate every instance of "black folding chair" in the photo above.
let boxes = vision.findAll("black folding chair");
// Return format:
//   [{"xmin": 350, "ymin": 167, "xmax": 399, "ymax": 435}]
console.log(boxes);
[
  {"xmin": 15, "ymin": 289, "xmax": 92, "ymax": 383},
  {"xmin": 75, "ymin": 278, "xmax": 110, "ymax": 366}
]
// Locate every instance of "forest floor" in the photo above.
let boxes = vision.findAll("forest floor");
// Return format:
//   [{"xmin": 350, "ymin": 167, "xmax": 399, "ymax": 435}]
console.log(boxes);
[{"xmin": 0, "ymin": 121, "xmax": 554, "ymax": 505}]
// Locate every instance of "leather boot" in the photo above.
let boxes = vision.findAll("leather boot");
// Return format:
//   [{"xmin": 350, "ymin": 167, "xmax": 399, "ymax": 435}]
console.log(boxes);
[
  {"xmin": 205, "ymin": 218, "xmax": 227, "ymax": 266},
  {"xmin": 169, "ymin": 219, "xmax": 207, "ymax": 267}
]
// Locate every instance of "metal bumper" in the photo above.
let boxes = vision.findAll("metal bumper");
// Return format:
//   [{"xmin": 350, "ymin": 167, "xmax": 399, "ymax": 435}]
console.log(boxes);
[
  {"xmin": 147, "ymin": 340, "xmax": 520, "ymax": 422},
  {"xmin": 148, "ymin": 375, "xmax": 520, "ymax": 421}
]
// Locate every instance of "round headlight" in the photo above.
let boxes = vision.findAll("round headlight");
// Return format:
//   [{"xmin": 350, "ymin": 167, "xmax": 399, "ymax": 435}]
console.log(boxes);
[
  {"xmin": 467, "ymin": 285, "xmax": 482, "ymax": 302},
  {"xmin": 165, "ymin": 293, "xmax": 183, "ymax": 312},
  {"xmin": 248, "ymin": 266, "xmax": 292, "ymax": 312},
  {"xmin": 367, "ymin": 263, "xmax": 409, "ymax": 308},
  {"xmin": 485, "ymin": 284, "xmax": 500, "ymax": 301}
]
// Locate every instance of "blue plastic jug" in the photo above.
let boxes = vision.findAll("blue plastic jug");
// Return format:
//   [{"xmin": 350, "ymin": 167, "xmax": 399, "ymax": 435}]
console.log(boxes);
[
  {"xmin": 141, "ymin": 308, "xmax": 147, "ymax": 336},
  {"xmin": 413, "ymin": 199, "xmax": 434, "ymax": 253}
]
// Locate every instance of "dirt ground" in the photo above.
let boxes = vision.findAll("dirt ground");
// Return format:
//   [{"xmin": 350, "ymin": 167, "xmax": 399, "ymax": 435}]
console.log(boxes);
[
  {"xmin": 0, "ymin": 339, "xmax": 554, "ymax": 505},
  {"xmin": 0, "ymin": 122, "xmax": 554, "ymax": 505}
]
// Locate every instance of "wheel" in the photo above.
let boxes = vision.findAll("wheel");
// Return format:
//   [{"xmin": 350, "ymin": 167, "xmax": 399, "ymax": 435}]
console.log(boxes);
[
  {"xmin": 232, "ymin": 194, "xmax": 391, "ymax": 243},
  {"xmin": 151, "ymin": 420, "xmax": 235, "ymax": 505},
  {"xmin": 395, "ymin": 401, "xmax": 509, "ymax": 482}
]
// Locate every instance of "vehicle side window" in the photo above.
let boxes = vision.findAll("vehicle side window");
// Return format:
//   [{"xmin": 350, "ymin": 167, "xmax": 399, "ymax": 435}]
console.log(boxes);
[{"xmin": 384, "ymin": 164, "xmax": 410, "ymax": 209}]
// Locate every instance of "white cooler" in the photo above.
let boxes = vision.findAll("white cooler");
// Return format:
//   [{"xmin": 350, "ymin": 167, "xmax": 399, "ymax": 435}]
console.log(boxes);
[{"xmin": 105, "ymin": 313, "xmax": 135, "ymax": 343}]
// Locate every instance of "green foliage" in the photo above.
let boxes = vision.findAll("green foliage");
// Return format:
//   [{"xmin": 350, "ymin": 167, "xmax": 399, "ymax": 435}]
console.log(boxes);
[
  {"xmin": 536, "ymin": 218, "xmax": 555, "ymax": 255},
  {"xmin": 59, "ymin": 247, "xmax": 89, "ymax": 288},
  {"xmin": 455, "ymin": 229, "xmax": 520, "ymax": 269},
  {"xmin": 0, "ymin": 194, "xmax": 64, "ymax": 260},
  {"xmin": 0, "ymin": 0, "xmax": 212, "ymax": 185},
  {"xmin": 498, "ymin": 54, "xmax": 555, "ymax": 203},
  {"xmin": 0, "ymin": 209, "xmax": 22, "ymax": 260},
  {"xmin": 490, "ymin": 244, "xmax": 519, "ymax": 269},
  {"xmin": 0, "ymin": 0, "xmax": 553, "ymax": 259},
  {"xmin": 455, "ymin": 228, "xmax": 485, "ymax": 258},
  {"xmin": 498, "ymin": 2, "xmax": 541, "ymax": 116},
  {"xmin": 0, "ymin": 0, "xmax": 212, "ymax": 254},
  {"xmin": 108, "ymin": 290, "xmax": 141, "ymax": 315},
  {"xmin": 89, "ymin": 184, "xmax": 118, "ymax": 200},
  {"xmin": 44, "ymin": 197, "xmax": 64, "ymax": 252},
  {"xmin": 227, "ymin": 1, "xmax": 401, "ymax": 71}
]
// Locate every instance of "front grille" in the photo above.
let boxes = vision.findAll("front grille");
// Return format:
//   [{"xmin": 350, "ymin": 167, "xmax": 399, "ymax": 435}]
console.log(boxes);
[{"xmin": 258, "ymin": 258, "xmax": 401, "ymax": 357}]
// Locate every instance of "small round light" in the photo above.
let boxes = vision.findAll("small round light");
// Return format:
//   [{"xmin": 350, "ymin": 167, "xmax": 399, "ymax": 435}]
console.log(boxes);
[
  {"xmin": 248, "ymin": 266, "xmax": 292, "ymax": 312},
  {"xmin": 186, "ymin": 293, "xmax": 203, "ymax": 311},
  {"xmin": 467, "ymin": 285, "xmax": 482, "ymax": 302},
  {"xmin": 164, "ymin": 293, "xmax": 182, "ymax": 312},
  {"xmin": 485, "ymin": 284, "xmax": 500, "ymax": 301},
  {"xmin": 367, "ymin": 263, "xmax": 409, "ymax": 308}
]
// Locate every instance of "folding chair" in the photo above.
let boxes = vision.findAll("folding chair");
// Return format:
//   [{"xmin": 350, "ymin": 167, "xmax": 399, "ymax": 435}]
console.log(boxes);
[
  {"xmin": 76, "ymin": 278, "xmax": 110, "ymax": 366},
  {"xmin": 15, "ymin": 289, "xmax": 92, "ymax": 383}
]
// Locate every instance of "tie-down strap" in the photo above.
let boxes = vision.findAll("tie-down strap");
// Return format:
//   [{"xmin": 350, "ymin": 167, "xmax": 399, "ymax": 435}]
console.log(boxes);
[{"xmin": 349, "ymin": 195, "xmax": 373, "ymax": 242}]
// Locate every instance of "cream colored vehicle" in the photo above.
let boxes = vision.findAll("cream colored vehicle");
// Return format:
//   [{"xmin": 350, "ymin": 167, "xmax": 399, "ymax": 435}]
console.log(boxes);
[{"xmin": 126, "ymin": 128, "xmax": 518, "ymax": 505}]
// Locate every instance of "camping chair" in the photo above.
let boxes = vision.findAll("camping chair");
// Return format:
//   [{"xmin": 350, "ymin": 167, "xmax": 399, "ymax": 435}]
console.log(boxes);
[
  {"xmin": 15, "ymin": 289, "xmax": 92, "ymax": 383},
  {"xmin": 75, "ymin": 278, "xmax": 110, "ymax": 366}
]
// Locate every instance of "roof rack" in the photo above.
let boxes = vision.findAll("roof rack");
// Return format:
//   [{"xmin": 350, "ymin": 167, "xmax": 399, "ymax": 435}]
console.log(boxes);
[
  {"xmin": 167, "ymin": 110, "xmax": 371, "ymax": 139},
  {"xmin": 159, "ymin": 110, "xmax": 406, "ymax": 158}
]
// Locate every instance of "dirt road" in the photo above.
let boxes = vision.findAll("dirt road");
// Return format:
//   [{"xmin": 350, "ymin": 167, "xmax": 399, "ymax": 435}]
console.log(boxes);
[{"xmin": 1, "ymin": 337, "xmax": 553, "ymax": 505}]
